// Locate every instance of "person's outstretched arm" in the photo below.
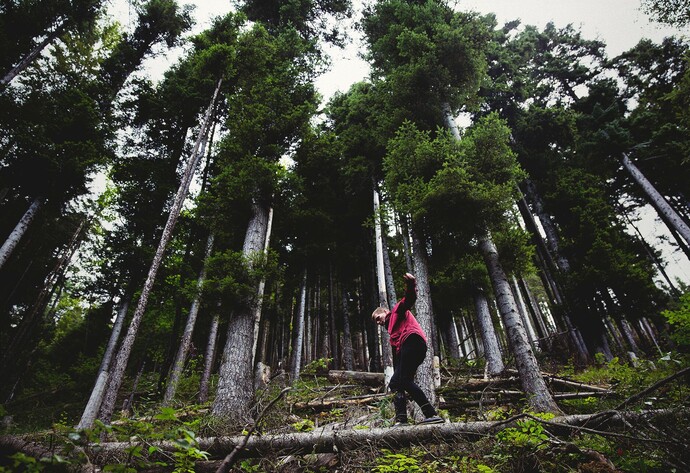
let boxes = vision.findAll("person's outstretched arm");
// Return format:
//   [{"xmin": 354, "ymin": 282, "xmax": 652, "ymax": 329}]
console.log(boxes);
[{"xmin": 395, "ymin": 273, "xmax": 417, "ymax": 316}]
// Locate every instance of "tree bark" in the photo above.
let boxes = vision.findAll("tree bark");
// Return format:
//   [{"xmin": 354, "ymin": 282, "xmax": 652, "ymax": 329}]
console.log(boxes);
[
  {"xmin": 212, "ymin": 199, "xmax": 270, "ymax": 421},
  {"xmin": 0, "ymin": 197, "xmax": 42, "ymax": 271},
  {"xmin": 373, "ymin": 187, "xmax": 394, "ymax": 384},
  {"xmin": 252, "ymin": 208, "xmax": 273, "ymax": 367},
  {"xmin": 291, "ymin": 271, "xmax": 308, "ymax": 381},
  {"xmin": 511, "ymin": 275, "xmax": 539, "ymax": 351},
  {"xmin": 473, "ymin": 289, "xmax": 505, "ymax": 376},
  {"xmin": 163, "ymin": 233, "xmax": 215, "ymax": 405},
  {"xmin": 341, "ymin": 291, "xmax": 354, "ymax": 371},
  {"xmin": 99, "ymin": 78, "xmax": 222, "ymax": 423},
  {"xmin": 478, "ymin": 234, "xmax": 561, "ymax": 414},
  {"xmin": 1, "ymin": 25, "xmax": 64, "ymax": 87},
  {"xmin": 199, "ymin": 310, "xmax": 220, "ymax": 404},
  {"xmin": 523, "ymin": 179, "xmax": 571, "ymax": 273},
  {"xmin": 409, "ymin": 225, "xmax": 437, "ymax": 409},
  {"xmin": 77, "ymin": 294, "xmax": 131, "ymax": 429},
  {"xmin": 79, "ymin": 410, "xmax": 679, "ymax": 462},
  {"xmin": 327, "ymin": 370, "xmax": 385, "ymax": 387},
  {"xmin": 622, "ymin": 153, "xmax": 690, "ymax": 248},
  {"xmin": 328, "ymin": 267, "xmax": 339, "ymax": 368}
]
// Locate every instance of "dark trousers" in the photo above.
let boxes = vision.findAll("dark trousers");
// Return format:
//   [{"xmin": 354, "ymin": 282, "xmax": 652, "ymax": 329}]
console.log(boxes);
[{"xmin": 388, "ymin": 334, "xmax": 436, "ymax": 422}]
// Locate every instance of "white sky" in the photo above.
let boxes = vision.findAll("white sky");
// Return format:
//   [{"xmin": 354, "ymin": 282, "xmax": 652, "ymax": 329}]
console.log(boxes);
[
  {"xmin": 110, "ymin": 0, "xmax": 688, "ymax": 100},
  {"xmin": 108, "ymin": 0, "xmax": 690, "ymax": 286}
]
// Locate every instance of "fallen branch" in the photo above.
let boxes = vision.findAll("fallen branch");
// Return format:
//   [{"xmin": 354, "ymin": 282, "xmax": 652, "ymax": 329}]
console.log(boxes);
[
  {"xmin": 441, "ymin": 391, "xmax": 613, "ymax": 408},
  {"xmin": 614, "ymin": 366, "xmax": 690, "ymax": 410},
  {"xmin": 504, "ymin": 369, "xmax": 611, "ymax": 393},
  {"xmin": 293, "ymin": 393, "xmax": 388, "ymax": 410},
  {"xmin": 215, "ymin": 387, "xmax": 291, "ymax": 473}
]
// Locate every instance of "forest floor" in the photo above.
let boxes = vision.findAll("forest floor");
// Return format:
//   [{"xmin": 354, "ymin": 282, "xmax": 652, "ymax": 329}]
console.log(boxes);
[{"xmin": 1, "ymin": 354, "xmax": 689, "ymax": 472}]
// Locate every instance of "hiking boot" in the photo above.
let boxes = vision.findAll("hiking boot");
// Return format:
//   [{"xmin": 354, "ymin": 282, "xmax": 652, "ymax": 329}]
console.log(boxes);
[
  {"xmin": 393, "ymin": 421, "xmax": 409, "ymax": 427},
  {"xmin": 418, "ymin": 416, "xmax": 444, "ymax": 425}
]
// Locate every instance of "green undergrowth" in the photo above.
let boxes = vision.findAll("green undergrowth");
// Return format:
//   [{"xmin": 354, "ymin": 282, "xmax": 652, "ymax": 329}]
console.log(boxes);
[{"xmin": 2, "ymin": 354, "xmax": 689, "ymax": 472}]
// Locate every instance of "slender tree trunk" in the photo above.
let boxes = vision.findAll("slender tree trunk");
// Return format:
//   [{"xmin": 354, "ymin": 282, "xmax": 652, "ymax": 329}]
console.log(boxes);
[
  {"xmin": 621, "ymin": 204, "xmax": 681, "ymax": 296},
  {"xmin": 2, "ymin": 216, "xmax": 84, "ymax": 385},
  {"xmin": 99, "ymin": 79, "xmax": 222, "ymax": 423},
  {"xmin": 0, "ymin": 197, "xmax": 42, "ymax": 271},
  {"xmin": 443, "ymin": 315, "xmax": 462, "ymax": 360},
  {"xmin": 518, "ymin": 278, "xmax": 550, "ymax": 340},
  {"xmin": 291, "ymin": 271, "xmax": 308, "ymax": 381},
  {"xmin": 398, "ymin": 215, "xmax": 414, "ymax": 273},
  {"xmin": 163, "ymin": 233, "xmax": 214, "ymax": 405},
  {"xmin": 341, "ymin": 291, "xmax": 354, "ymax": 371},
  {"xmin": 320, "ymin": 273, "xmax": 331, "ymax": 363},
  {"xmin": 523, "ymin": 179, "xmax": 571, "ymax": 272},
  {"xmin": 199, "ymin": 310, "xmax": 220, "ymax": 404},
  {"xmin": 328, "ymin": 267, "xmax": 339, "ymax": 368},
  {"xmin": 518, "ymin": 189, "xmax": 589, "ymax": 361},
  {"xmin": 252, "ymin": 208, "xmax": 273, "ymax": 366},
  {"xmin": 478, "ymin": 234, "xmax": 561, "ymax": 414},
  {"xmin": 373, "ymin": 187, "xmax": 394, "ymax": 383},
  {"xmin": 212, "ymin": 199, "xmax": 269, "ymax": 421},
  {"xmin": 622, "ymin": 154, "xmax": 690, "ymax": 249},
  {"xmin": 408, "ymin": 225, "xmax": 437, "ymax": 409},
  {"xmin": 473, "ymin": 289, "xmax": 505, "ymax": 376},
  {"xmin": 1, "ymin": 25, "xmax": 64, "ymax": 87},
  {"xmin": 77, "ymin": 294, "xmax": 131, "ymax": 429},
  {"xmin": 122, "ymin": 362, "xmax": 145, "ymax": 416},
  {"xmin": 512, "ymin": 275, "xmax": 539, "ymax": 351}
]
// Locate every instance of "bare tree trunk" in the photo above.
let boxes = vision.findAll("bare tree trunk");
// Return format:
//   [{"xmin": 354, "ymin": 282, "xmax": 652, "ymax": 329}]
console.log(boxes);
[
  {"xmin": 511, "ymin": 276, "xmax": 539, "ymax": 351},
  {"xmin": 252, "ymin": 208, "xmax": 273, "ymax": 367},
  {"xmin": 2, "ymin": 216, "xmax": 85, "ymax": 389},
  {"xmin": 448, "ymin": 316, "xmax": 461, "ymax": 359},
  {"xmin": 409, "ymin": 226, "xmax": 437, "ymax": 409},
  {"xmin": 518, "ymin": 277, "xmax": 550, "ymax": 340},
  {"xmin": 0, "ymin": 198, "xmax": 42, "ymax": 271},
  {"xmin": 523, "ymin": 179, "xmax": 571, "ymax": 272},
  {"xmin": 518, "ymin": 189, "xmax": 589, "ymax": 361},
  {"xmin": 622, "ymin": 154, "xmax": 690, "ymax": 249},
  {"xmin": 328, "ymin": 267, "xmax": 339, "ymax": 368},
  {"xmin": 163, "ymin": 233, "xmax": 214, "ymax": 405},
  {"xmin": 212, "ymin": 199, "xmax": 269, "ymax": 421},
  {"xmin": 77, "ymin": 294, "xmax": 131, "ymax": 429},
  {"xmin": 99, "ymin": 79, "xmax": 222, "ymax": 424},
  {"xmin": 1, "ymin": 25, "xmax": 64, "ymax": 87},
  {"xmin": 398, "ymin": 214, "xmax": 414, "ymax": 273},
  {"xmin": 478, "ymin": 234, "xmax": 561, "ymax": 414},
  {"xmin": 291, "ymin": 271, "xmax": 308, "ymax": 381},
  {"xmin": 341, "ymin": 291, "xmax": 354, "ymax": 371},
  {"xmin": 304, "ymin": 288, "xmax": 312, "ymax": 366},
  {"xmin": 199, "ymin": 310, "xmax": 220, "ymax": 404},
  {"xmin": 621, "ymin": 205, "xmax": 681, "ymax": 296},
  {"xmin": 320, "ymin": 274, "xmax": 331, "ymax": 363},
  {"xmin": 373, "ymin": 187, "xmax": 394, "ymax": 383},
  {"xmin": 473, "ymin": 289, "xmax": 505, "ymax": 376}
]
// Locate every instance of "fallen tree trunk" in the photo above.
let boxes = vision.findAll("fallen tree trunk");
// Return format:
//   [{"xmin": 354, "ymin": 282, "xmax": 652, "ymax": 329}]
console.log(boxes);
[
  {"xmin": 441, "ymin": 391, "xmax": 614, "ymax": 408},
  {"xmin": 327, "ymin": 370, "xmax": 384, "ymax": 387},
  {"xmin": 80, "ymin": 409, "xmax": 677, "ymax": 463},
  {"xmin": 452, "ymin": 369, "xmax": 611, "ymax": 393}
]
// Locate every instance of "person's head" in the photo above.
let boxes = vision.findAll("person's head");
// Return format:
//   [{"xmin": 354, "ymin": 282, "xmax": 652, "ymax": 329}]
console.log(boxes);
[{"xmin": 372, "ymin": 307, "xmax": 390, "ymax": 326}]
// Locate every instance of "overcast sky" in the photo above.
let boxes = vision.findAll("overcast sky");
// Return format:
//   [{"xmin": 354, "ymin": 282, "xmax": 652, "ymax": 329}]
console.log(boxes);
[
  {"xmin": 109, "ymin": 0, "xmax": 690, "ymax": 285},
  {"xmin": 111, "ymin": 0, "xmax": 688, "ymax": 100}
]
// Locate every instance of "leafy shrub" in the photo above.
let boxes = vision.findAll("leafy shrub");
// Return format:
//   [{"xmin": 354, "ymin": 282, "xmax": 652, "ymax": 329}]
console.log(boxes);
[{"xmin": 662, "ymin": 291, "xmax": 690, "ymax": 347}]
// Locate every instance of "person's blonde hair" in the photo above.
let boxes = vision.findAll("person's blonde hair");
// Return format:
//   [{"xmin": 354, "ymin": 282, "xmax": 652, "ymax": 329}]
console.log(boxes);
[{"xmin": 371, "ymin": 307, "xmax": 388, "ymax": 320}]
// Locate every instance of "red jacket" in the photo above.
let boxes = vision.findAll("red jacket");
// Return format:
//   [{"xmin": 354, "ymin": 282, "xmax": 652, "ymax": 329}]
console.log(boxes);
[{"xmin": 386, "ymin": 279, "xmax": 427, "ymax": 354}]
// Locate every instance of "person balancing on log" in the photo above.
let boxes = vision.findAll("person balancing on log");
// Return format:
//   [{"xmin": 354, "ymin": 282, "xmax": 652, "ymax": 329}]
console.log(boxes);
[{"xmin": 372, "ymin": 272, "xmax": 444, "ymax": 426}]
